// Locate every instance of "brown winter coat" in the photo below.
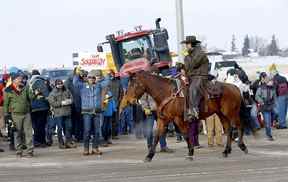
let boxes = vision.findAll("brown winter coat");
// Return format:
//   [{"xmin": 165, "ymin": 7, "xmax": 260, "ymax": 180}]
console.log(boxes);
[
  {"xmin": 47, "ymin": 88, "xmax": 73, "ymax": 117},
  {"xmin": 184, "ymin": 46, "xmax": 209, "ymax": 77}
]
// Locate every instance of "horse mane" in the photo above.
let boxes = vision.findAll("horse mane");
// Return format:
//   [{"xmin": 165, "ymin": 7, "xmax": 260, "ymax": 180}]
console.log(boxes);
[
  {"xmin": 135, "ymin": 71, "xmax": 175, "ymax": 103},
  {"xmin": 140, "ymin": 71, "xmax": 174, "ymax": 90}
]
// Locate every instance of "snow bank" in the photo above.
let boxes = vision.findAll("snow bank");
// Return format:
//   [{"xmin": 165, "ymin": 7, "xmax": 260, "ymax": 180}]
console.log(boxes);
[{"xmin": 235, "ymin": 56, "xmax": 288, "ymax": 80}]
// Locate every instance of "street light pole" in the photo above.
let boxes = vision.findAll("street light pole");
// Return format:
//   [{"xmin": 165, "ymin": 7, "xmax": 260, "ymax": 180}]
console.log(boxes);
[{"xmin": 175, "ymin": 0, "xmax": 185, "ymax": 62}]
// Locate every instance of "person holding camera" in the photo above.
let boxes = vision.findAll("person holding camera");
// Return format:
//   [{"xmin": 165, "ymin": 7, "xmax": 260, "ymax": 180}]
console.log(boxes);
[{"xmin": 47, "ymin": 79, "xmax": 76, "ymax": 149}]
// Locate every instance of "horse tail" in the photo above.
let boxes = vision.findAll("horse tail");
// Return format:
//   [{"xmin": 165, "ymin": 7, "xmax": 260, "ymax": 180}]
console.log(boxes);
[{"xmin": 239, "ymin": 99, "xmax": 257, "ymax": 136}]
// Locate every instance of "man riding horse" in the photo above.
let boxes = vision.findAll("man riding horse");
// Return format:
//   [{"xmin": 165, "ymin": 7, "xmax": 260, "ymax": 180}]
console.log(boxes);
[{"xmin": 181, "ymin": 36, "xmax": 209, "ymax": 121}]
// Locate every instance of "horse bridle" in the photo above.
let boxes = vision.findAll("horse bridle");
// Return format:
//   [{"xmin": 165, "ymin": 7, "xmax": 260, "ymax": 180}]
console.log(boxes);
[{"xmin": 128, "ymin": 77, "xmax": 147, "ymax": 101}]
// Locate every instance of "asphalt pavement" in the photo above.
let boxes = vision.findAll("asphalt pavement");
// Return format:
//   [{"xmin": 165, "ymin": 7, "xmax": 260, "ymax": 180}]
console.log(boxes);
[{"xmin": 1, "ymin": 129, "xmax": 288, "ymax": 182}]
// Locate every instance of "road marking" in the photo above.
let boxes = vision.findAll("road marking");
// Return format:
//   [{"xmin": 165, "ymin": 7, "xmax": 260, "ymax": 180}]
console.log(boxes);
[
  {"xmin": 93, "ymin": 166, "xmax": 288, "ymax": 181},
  {"xmin": 249, "ymin": 149, "xmax": 288, "ymax": 156},
  {"xmin": 0, "ymin": 159, "xmax": 144, "ymax": 168}
]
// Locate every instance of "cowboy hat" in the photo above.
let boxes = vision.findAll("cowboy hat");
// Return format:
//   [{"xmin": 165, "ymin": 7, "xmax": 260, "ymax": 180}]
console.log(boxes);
[{"xmin": 181, "ymin": 35, "xmax": 201, "ymax": 45}]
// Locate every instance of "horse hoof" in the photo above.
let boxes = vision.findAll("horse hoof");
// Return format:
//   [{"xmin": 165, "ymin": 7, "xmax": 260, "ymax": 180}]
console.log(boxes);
[
  {"xmin": 185, "ymin": 156, "xmax": 193, "ymax": 161},
  {"xmin": 144, "ymin": 157, "xmax": 152, "ymax": 162},
  {"xmin": 227, "ymin": 148, "xmax": 232, "ymax": 154},
  {"xmin": 244, "ymin": 148, "xmax": 248, "ymax": 154},
  {"xmin": 222, "ymin": 152, "xmax": 228, "ymax": 158}
]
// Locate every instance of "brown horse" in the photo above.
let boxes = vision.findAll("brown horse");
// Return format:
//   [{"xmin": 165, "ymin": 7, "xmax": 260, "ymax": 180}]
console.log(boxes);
[{"xmin": 120, "ymin": 71, "xmax": 251, "ymax": 162}]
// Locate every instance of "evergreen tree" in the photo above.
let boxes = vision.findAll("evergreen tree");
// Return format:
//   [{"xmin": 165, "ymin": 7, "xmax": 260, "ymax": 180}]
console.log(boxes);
[
  {"xmin": 268, "ymin": 35, "xmax": 279, "ymax": 56},
  {"xmin": 231, "ymin": 34, "xmax": 236, "ymax": 52},
  {"xmin": 242, "ymin": 35, "xmax": 250, "ymax": 56}
]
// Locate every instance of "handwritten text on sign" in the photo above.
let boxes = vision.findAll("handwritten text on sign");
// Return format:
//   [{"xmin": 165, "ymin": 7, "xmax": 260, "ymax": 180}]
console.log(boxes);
[{"xmin": 80, "ymin": 54, "xmax": 107, "ymax": 69}]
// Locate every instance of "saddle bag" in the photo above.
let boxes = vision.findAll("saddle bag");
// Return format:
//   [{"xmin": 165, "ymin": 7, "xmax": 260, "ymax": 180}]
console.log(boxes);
[{"xmin": 207, "ymin": 81, "xmax": 223, "ymax": 98}]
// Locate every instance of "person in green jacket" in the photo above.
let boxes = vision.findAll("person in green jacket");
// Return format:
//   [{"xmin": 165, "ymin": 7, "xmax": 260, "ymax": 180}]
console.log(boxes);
[{"xmin": 3, "ymin": 72, "xmax": 34, "ymax": 157}]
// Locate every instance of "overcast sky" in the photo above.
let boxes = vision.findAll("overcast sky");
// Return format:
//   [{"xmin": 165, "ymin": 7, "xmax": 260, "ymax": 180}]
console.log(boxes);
[{"xmin": 0, "ymin": 0, "xmax": 287, "ymax": 68}]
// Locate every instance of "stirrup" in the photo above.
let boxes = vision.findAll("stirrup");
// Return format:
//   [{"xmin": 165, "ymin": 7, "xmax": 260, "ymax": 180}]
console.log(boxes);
[{"xmin": 192, "ymin": 108, "xmax": 199, "ymax": 119}]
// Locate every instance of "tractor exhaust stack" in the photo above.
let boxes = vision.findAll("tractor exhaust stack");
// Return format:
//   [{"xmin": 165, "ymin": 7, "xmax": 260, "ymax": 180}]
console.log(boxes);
[{"xmin": 155, "ymin": 18, "xmax": 161, "ymax": 29}]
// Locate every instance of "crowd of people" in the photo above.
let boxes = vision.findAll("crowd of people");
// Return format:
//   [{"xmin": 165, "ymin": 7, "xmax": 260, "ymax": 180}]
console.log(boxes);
[
  {"xmin": 224, "ymin": 63, "xmax": 288, "ymax": 141},
  {"xmin": 0, "ymin": 60, "xmax": 287, "ymax": 158},
  {"xmin": 0, "ymin": 66, "xmax": 177, "ymax": 157}
]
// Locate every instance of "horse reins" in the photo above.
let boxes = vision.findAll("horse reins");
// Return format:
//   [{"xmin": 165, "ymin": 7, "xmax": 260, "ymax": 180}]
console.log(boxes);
[{"xmin": 157, "ymin": 86, "xmax": 184, "ymax": 119}]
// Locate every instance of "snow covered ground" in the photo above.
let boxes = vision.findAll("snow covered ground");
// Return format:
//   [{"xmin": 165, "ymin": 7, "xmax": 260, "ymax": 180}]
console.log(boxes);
[
  {"xmin": 235, "ymin": 56, "xmax": 288, "ymax": 80},
  {"xmin": 1, "ymin": 56, "xmax": 287, "ymax": 82}
]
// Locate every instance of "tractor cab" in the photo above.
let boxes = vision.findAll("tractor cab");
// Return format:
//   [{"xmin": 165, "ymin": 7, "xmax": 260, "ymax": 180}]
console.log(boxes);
[{"xmin": 98, "ymin": 18, "xmax": 171, "ymax": 77}]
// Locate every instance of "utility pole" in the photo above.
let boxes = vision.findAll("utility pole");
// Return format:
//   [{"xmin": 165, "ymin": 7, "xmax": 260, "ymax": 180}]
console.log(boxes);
[{"xmin": 175, "ymin": 0, "xmax": 185, "ymax": 62}]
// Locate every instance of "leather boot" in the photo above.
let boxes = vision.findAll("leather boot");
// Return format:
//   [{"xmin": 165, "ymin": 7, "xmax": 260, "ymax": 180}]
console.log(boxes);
[
  {"xmin": 192, "ymin": 107, "xmax": 199, "ymax": 119},
  {"xmin": 59, "ymin": 143, "xmax": 66, "ymax": 149},
  {"xmin": 83, "ymin": 148, "xmax": 89, "ymax": 156},
  {"xmin": 91, "ymin": 148, "xmax": 102, "ymax": 155},
  {"xmin": 65, "ymin": 142, "xmax": 77, "ymax": 149},
  {"xmin": 160, "ymin": 147, "xmax": 174, "ymax": 153}
]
